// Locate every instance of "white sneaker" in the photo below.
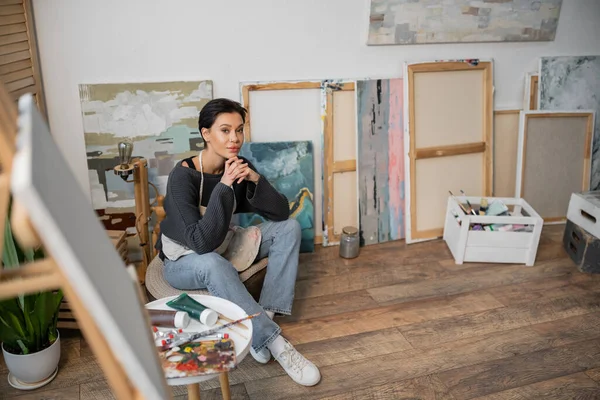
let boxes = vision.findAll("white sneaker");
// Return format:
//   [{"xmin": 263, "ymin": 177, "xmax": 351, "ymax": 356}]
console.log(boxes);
[
  {"xmin": 273, "ymin": 339, "xmax": 321, "ymax": 386},
  {"xmin": 250, "ymin": 346, "xmax": 271, "ymax": 364}
]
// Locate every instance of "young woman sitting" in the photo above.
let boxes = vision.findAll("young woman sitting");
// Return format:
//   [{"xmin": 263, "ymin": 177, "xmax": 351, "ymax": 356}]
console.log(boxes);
[{"xmin": 155, "ymin": 98, "xmax": 321, "ymax": 386}]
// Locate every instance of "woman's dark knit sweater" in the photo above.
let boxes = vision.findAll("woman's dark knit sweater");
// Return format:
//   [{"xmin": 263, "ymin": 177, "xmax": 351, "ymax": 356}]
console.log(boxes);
[{"xmin": 155, "ymin": 157, "xmax": 290, "ymax": 260}]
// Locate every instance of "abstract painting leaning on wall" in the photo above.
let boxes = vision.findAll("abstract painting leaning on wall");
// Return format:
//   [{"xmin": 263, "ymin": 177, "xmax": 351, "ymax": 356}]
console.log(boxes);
[
  {"xmin": 368, "ymin": 0, "xmax": 563, "ymax": 45},
  {"xmin": 78, "ymin": 81, "xmax": 213, "ymax": 230}
]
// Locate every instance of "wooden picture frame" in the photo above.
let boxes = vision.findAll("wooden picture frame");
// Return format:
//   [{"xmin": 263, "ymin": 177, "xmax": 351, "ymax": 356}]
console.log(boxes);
[
  {"xmin": 523, "ymin": 72, "xmax": 539, "ymax": 111},
  {"xmin": 322, "ymin": 81, "xmax": 358, "ymax": 246},
  {"xmin": 493, "ymin": 109, "xmax": 521, "ymax": 197},
  {"xmin": 515, "ymin": 110, "xmax": 595, "ymax": 223},
  {"xmin": 240, "ymin": 81, "xmax": 323, "ymax": 245},
  {"xmin": 404, "ymin": 60, "xmax": 494, "ymax": 243},
  {"xmin": 240, "ymin": 80, "xmax": 359, "ymax": 247}
]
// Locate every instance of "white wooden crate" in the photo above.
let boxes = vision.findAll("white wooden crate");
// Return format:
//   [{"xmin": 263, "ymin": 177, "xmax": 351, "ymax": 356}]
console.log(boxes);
[
  {"xmin": 443, "ymin": 196, "xmax": 544, "ymax": 266},
  {"xmin": 566, "ymin": 191, "xmax": 600, "ymax": 239}
]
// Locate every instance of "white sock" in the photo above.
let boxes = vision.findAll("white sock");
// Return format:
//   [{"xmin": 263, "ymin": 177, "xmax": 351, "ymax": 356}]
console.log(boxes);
[
  {"xmin": 266, "ymin": 311, "xmax": 275, "ymax": 320},
  {"xmin": 267, "ymin": 335, "xmax": 287, "ymax": 358}
]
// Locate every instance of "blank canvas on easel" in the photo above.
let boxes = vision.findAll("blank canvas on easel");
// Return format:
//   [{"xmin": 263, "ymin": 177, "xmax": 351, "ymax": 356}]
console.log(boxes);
[
  {"xmin": 357, "ymin": 78, "xmax": 404, "ymax": 246},
  {"xmin": 12, "ymin": 95, "xmax": 169, "ymax": 400},
  {"xmin": 405, "ymin": 61, "xmax": 493, "ymax": 243},
  {"xmin": 516, "ymin": 111, "xmax": 595, "ymax": 222}
]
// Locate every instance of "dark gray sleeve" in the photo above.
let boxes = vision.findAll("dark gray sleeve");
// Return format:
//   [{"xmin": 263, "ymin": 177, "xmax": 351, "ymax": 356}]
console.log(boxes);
[
  {"xmin": 167, "ymin": 168, "xmax": 235, "ymax": 254},
  {"xmin": 242, "ymin": 159, "xmax": 290, "ymax": 221}
]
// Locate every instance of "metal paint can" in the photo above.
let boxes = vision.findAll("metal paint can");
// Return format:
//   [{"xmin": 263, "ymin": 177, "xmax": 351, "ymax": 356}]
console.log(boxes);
[{"xmin": 339, "ymin": 226, "xmax": 360, "ymax": 259}]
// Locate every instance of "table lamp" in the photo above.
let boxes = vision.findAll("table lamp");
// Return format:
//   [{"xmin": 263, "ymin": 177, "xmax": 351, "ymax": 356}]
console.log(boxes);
[{"xmin": 112, "ymin": 141, "xmax": 155, "ymax": 282}]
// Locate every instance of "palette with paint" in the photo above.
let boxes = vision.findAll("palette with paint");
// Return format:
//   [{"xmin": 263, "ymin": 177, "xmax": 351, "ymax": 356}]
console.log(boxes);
[{"xmin": 158, "ymin": 338, "xmax": 237, "ymax": 379}]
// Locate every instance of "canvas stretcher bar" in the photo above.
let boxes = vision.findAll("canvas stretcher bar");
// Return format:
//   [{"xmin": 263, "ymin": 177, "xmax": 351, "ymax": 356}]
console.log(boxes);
[
  {"xmin": 322, "ymin": 81, "xmax": 358, "ymax": 246},
  {"xmin": 493, "ymin": 109, "xmax": 521, "ymax": 197},
  {"xmin": 515, "ymin": 110, "xmax": 595, "ymax": 223},
  {"xmin": 523, "ymin": 73, "xmax": 539, "ymax": 111},
  {"xmin": 404, "ymin": 60, "xmax": 493, "ymax": 243}
]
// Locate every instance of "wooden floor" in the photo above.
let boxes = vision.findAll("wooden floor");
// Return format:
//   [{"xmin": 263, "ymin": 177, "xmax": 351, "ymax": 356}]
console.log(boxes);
[{"xmin": 2, "ymin": 225, "xmax": 600, "ymax": 399}]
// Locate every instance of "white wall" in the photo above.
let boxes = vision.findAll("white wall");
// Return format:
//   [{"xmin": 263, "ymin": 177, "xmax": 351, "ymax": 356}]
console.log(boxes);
[{"xmin": 32, "ymin": 0, "xmax": 600, "ymax": 194}]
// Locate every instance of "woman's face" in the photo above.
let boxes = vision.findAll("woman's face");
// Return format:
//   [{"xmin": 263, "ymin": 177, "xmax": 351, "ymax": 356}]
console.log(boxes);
[{"xmin": 202, "ymin": 112, "xmax": 244, "ymax": 159}]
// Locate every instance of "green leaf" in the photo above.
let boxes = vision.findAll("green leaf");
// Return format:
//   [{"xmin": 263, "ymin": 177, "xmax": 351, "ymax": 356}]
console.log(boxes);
[
  {"xmin": 34, "ymin": 290, "xmax": 63, "ymax": 348},
  {"xmin": 2, "ymin": 216, "xmax": 20, "ymax": 269},
  {"xmin": 0, "ymin": 310, "xmax": 26, "ymax": 340},
  {"xmin": 22, "ymin": 293, "xmax": 40, "ymax": 350},
  {"xmin": 16, "ymin": 340, "xmax": 28, "ymax": 355},
  {"xmin": 0, "ymin": 298, "xmax": 26, "ymax": 331},
  {"xmin": 1, "ymin": 195, "xmax": 59, "ymax": 355},
  {"xmin": 0, "ymin": 313, "xmax": 22, "ymax": 350}
]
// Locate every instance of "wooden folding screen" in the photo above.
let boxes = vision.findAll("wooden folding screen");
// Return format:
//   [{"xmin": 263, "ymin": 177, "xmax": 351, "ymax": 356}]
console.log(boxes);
[
  {"xmin": 494, "ymin": 109, "xmax": 520, "ymax": 197},
  {"xmin": 516, "ymin": 110, "xmax": 595, "ymax": 222},
  {"xmin": 323, "ymin": 82, "xmax": 358, "ymax": 246},
  {"xmin": 405, "ymin": 61, "xmax": 493, "ymax": 243},
  {"xmin": 0, "ymin": 0, "xmax": 45, "ymax": 116}
]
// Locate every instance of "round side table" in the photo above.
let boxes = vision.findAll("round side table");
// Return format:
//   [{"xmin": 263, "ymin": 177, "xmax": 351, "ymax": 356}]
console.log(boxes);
[{"xmin": 145, "ymin": 294, "xmax": 252, "ymax": 400}]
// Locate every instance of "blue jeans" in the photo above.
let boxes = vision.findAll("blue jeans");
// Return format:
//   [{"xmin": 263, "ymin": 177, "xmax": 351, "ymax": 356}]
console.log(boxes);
[{"xmin": 163, "ymin": 219, "xmax": 301, "ymax": 352}]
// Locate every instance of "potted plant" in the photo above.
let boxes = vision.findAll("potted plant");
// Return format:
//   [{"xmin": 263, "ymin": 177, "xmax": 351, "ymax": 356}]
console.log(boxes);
[{"xmin": 0, "ymin": 199, "xmax": 63, "ymax": 389}]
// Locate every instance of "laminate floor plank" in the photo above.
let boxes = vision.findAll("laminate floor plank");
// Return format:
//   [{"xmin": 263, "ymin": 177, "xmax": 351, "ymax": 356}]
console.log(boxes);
[
  {"xmin": 437, "ymin": 339, "xmax": 600, "ymax": 399},
  {"xmin": 368, "ymin": 259, "xmax": 576, "ymax": 305},
  {"xmin": 6, "ymin": 386, "xmax": 80, "ymax": 400},
  {"xmin": 279, "ymin": 291, "xmax": 504, "ymax": 345},
  {"xmin": 585, "ymin": 367, "xmax": 600, "ymax": 382},
  {"xmin": 245, "ymin": 311, "xmax": 600, "ymax": 400},
  {"xmin": 3, "ymin": 228, "xmax": 599, "ymax": 400},
  {"xmin": 471, "ymin": 372, "xmax": 600, "ymax": 400},
  {"xmin": 279, "ymin": 289, "xmax": 379, "ymax": 323},
  {"xmin": 0, "ymin": 337, "xmax": 96, "ymax": 399},
  {"xmin": 400, "ymin": 290, "xmax": 600, "ymax": 349},
  {"xmin": 318, "ymin": 374, "xmax": 456, "ymax": 400},
  {"xmin": 295, "ymin": 261, "xmax": 447, "ymax": 300}
]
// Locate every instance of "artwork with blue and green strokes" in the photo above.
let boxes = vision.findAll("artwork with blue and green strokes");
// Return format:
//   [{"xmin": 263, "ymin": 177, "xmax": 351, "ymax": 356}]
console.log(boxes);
[{"xmin": 236, "ymin": 141, "xmax": 315, "ymax": 253}]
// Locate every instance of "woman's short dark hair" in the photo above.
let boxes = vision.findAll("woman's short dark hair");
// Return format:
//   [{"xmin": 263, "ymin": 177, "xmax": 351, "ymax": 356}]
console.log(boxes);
[{"xmin": 198, "ymin": 98, "xmax": 247, "ymax": 147}]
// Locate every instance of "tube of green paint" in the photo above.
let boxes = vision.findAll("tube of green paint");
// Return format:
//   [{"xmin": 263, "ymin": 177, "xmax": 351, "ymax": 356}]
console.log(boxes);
[{"xmin": 166, "ymin": 293, "xmax": 218, "ymax": 327}]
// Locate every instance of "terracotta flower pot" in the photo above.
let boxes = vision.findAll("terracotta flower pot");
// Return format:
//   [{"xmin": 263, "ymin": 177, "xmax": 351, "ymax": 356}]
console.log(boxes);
[{"xmin": 2, "ymin": 331, "xmax": 61, "ymax": 387}]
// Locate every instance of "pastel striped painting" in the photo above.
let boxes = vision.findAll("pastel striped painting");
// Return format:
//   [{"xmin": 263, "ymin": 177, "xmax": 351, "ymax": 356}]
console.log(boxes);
[{"xmin": 356, "ymin": 79, "xmax": 405, "ymax": 246}]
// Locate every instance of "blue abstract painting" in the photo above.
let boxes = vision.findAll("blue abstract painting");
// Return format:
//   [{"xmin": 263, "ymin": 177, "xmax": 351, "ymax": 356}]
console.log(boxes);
[{"xmin": 235, "ymin": 141, "xmax": 315, "ymax": 253}]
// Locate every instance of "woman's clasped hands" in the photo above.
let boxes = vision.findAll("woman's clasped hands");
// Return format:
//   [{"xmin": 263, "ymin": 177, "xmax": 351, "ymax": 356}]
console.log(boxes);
[{"xmin": 220, "ymin": 157, "xmax": 260, "ymax": 186}]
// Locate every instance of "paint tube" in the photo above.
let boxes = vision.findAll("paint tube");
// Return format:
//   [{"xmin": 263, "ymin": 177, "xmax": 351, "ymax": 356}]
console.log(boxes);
[
  {"xmin": 491, "ymin": 224, "xmax": 513, "ymax": 232},
  {"xmin": 166, "ymin": 293, "xmax": 219, "ymax": 327},
  {"xmin": 479, "ymin": 199, "xmax": 488, "ymax": 215},
  {"xmin": 486, "ymin": 200, "xmax": 509, "ymax": 216},
  {"xmin": 147, "ymin": 309, "xmax": 190, "ymax": 329}
]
